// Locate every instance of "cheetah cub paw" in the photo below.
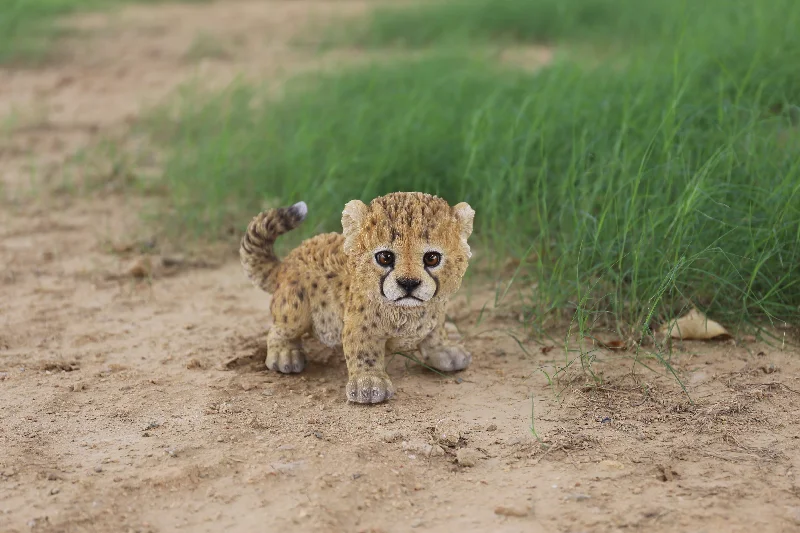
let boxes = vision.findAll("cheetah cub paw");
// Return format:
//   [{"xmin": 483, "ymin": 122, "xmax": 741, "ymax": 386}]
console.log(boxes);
[
  {"xmin": 346, "ymin": 372, "xmax": 395, "ymax": 404},
  {"xmin": 266, "ymin": 343, "xmax": 307, "ymax": 374},
  {"xmin": 422, "ymin": 344, "xmax": 472, "ymax": 372}
]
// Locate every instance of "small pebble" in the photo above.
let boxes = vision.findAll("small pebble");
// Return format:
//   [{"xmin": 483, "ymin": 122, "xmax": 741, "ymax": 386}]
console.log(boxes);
[
  {"xmin": 401, "ymin": 440, "xmax": 444, "ymax": 457},
  {"xmin": 434, "ymin": 420, "xmax": 462, "ymax": 447},
  {"xmin": 379, "ymin": 429, "xmax": 404, "ymax": 443},
  {"xmin": 456, "ymin": 448, "xmax": 481, "ymax": 467},
  {"xmin": 494, "ymin": 504, "xmax": 530, "ymax": 517},
  {"xmin": 569, "ymin": 493, "xmax": 591, "ymax": 501},
  {"xmin": 50, "ymin": 488, "xmax": 60, "ymax": 495},
  {"xmin": 314, "ymin": 431, "xmax": 323, "ymax": 439},
  {"xmin": 94, "ymin": 466, "xmax": 103, "ymax": 473},
  {"xmin": 271, "ymin": 461, "xmax": 304, "ymax": 473},
  {"xmin": 410, "ymin": 519, "xmax": 424, "ymax": 528},
  {"xmin": 598, "ymin": 459, "xmax": 625, "ymax": 470},
  {"xmin": 486, "ymin": 424, "xmax": 497, "ymax": 432}
]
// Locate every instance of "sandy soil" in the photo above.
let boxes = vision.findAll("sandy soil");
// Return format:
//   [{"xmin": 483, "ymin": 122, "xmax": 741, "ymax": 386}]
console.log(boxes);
[{"xmin": 2, "ymin": 2, "xmax": 800, "ymax": 532}]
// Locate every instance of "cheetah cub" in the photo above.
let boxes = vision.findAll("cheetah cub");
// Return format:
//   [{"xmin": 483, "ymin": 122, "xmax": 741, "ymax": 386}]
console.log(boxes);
[{"xmin": 240, "ymin": 192, "xmax": 475, "ymax": 404}]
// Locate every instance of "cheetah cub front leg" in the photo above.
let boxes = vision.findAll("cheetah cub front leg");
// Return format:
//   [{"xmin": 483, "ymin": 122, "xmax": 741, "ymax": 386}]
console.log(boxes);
[
  {"xmin": 418, "ymin": 320, "xmax": 472, "ymax": 372},
  {"xmin": 342, "ymin": 313, "xmax": 394, "ymax": 404}
]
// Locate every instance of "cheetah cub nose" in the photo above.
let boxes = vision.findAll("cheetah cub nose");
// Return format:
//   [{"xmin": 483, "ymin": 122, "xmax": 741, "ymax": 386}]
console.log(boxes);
[{"xmin": 396, "ymin": 277, "xmax": 422, "ymax": 293}]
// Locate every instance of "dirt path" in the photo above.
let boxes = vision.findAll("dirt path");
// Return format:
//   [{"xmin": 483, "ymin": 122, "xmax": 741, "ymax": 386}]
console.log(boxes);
[{"xmin": 2, "ymin": 2, "xmax": 800, "ymax": 532}]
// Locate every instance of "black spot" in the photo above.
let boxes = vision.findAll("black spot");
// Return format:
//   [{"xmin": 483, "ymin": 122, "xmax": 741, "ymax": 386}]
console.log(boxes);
[
  {"xmin": 365, "ymin": 358, "xmax": 376, "ymax": 367},
  {"xmin": 311, "ymin": 282, "xmax": 318, "ymax": 289},
  {"xmin": 359, "ymin": 306, "xmax": 365, "ymax": 313},
  {"xmin": 290, "ymin": 280, "xmax": 298, "ymax": 286},
  {"xmin": 321, "ymin": 301, "xmax": 328, "ymax": 308},
  {"xmin": 372, "ymin": 322, "xmax": 378, "ymax": 328},
  {"xmin": 282, "ymin": 314, "xmax": 288, "ymax": 323},
  {"xmin": 293, "ymin": 302, "xmax": 298, "ymax": 309},
  {"xmin": 361, "ymin": 325, "xmax": 368, "ymax": 332},
  {"xmin": 297, "ymin": 289, "xmax": 305, "ymax": 302},
  {"xmin": 326, "ymin": 273, "xmax": 337, "ymax": 279}
]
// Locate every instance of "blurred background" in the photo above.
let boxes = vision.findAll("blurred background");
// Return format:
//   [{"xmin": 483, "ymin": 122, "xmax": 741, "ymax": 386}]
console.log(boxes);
[{"xmin": 3, "ymin": 0, "xmax": 799, "ymax": 332}]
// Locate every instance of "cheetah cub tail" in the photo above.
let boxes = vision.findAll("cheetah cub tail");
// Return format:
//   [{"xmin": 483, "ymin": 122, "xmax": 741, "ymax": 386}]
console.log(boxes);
[{"xmin": 240, "ymin": 201, "xmax": 308, "ymax": 293}]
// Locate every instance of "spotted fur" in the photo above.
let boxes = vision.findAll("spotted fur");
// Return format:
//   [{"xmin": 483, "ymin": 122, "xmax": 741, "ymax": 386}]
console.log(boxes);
[{"xmin": 240, "ymin": 192, "xmax": 475, "ymax": 404}]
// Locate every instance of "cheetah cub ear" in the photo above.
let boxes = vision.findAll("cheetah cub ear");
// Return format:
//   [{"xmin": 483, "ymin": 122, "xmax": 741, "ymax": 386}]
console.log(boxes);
[
  {"xmin": 342, "ymin": 199, "xmax": 368, "ymax": 254},
  {"xmin": 453, "ymin": 202, "xmax": 475, "ymax": 258}
]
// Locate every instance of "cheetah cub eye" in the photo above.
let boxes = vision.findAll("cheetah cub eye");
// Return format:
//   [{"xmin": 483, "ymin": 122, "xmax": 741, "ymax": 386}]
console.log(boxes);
[
  {"xmin": 423, "ymin": 251, "xmax": 441, "ymax": 268},
  {"xmin": 375, "ymin": 251, "xmax": 395, "ymax": 267}
]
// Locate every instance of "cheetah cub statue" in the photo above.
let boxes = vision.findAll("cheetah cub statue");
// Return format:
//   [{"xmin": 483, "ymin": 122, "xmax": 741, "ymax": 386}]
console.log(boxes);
[{"xmin": 240, "ymin": 192, "xmax": 475, "ymax": 404}]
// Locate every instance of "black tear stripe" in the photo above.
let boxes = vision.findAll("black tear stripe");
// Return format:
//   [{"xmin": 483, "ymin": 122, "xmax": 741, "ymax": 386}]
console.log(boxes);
[
  {"xmin": 379, "ymin": 267, "xmax": 394, "ymax": 299},
  {"xmin": 428, "ymin": 270, "xmax": 440, "ymax": 298}
]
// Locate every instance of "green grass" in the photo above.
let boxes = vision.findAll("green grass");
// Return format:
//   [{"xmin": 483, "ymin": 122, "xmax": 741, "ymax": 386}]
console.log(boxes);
[
  {"xmin": 328, "ymin": 0, "xmax": 745, "ymax": 50},
  {"xmin": 0, "ymin": 0, "xmax": 205, "ymax": 65},
  {"xmin": 144, "ymin": 0, "xmax": 800, "ymax": 332}
]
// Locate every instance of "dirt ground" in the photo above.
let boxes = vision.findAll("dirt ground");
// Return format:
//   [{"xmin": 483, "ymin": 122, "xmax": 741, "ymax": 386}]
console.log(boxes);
[{"xmin": 2, "ymin": 2, "xmax": 800, "ymax": 532}]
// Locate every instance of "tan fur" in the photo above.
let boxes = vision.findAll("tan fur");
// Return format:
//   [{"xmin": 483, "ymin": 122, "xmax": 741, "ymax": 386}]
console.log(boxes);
[{"xmin": 240, "ymin": 192, "xmax": 474, "ymax": 404}]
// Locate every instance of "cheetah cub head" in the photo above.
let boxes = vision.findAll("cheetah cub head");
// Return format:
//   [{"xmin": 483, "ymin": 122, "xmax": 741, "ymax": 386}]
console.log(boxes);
[{"xmin": 341, "ymin": 192, "xmax": 474, "ymax": 307}]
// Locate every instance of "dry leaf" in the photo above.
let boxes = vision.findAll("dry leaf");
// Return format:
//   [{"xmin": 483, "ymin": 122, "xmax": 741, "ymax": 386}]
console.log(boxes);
[{"xmin": 659, "ymin": 309, "xmax": 730, "ymax": 340}]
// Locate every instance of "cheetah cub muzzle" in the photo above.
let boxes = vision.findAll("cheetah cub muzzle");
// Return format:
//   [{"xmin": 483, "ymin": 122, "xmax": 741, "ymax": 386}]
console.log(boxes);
[{"xmin": 240, "ymin": 192, "xmax": 475, "ymax": 404}]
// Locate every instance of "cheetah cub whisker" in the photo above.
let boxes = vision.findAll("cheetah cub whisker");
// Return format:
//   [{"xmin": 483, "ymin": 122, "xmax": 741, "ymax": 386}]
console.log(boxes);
[{"xmin": 240, "ymin": 192, "xmax": 474, "ymax": 404}]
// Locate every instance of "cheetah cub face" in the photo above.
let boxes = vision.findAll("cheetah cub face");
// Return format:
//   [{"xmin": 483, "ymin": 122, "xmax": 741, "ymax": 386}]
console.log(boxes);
[{"xmin": 342, "ymin": 194, "xmax": 474, "ymax": 307}]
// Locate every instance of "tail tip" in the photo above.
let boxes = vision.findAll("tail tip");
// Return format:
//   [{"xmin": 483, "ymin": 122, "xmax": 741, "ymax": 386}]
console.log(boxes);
[{"xmin": 289, "ymin": 201, "xmax": 308, "ymax": 221}]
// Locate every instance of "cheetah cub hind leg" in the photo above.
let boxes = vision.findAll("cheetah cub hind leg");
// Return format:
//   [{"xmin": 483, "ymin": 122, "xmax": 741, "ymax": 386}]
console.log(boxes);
[
  {"xmin": 418, "ymin": 323, "xmax": 472, "ymax": 372},
  {"xmin": 266, "ymin": 327, "xmax": 307, "ymax": 373},
  {"xmin": 265, "ymin": 285, "xmax": 312, "ymax": 373}
]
